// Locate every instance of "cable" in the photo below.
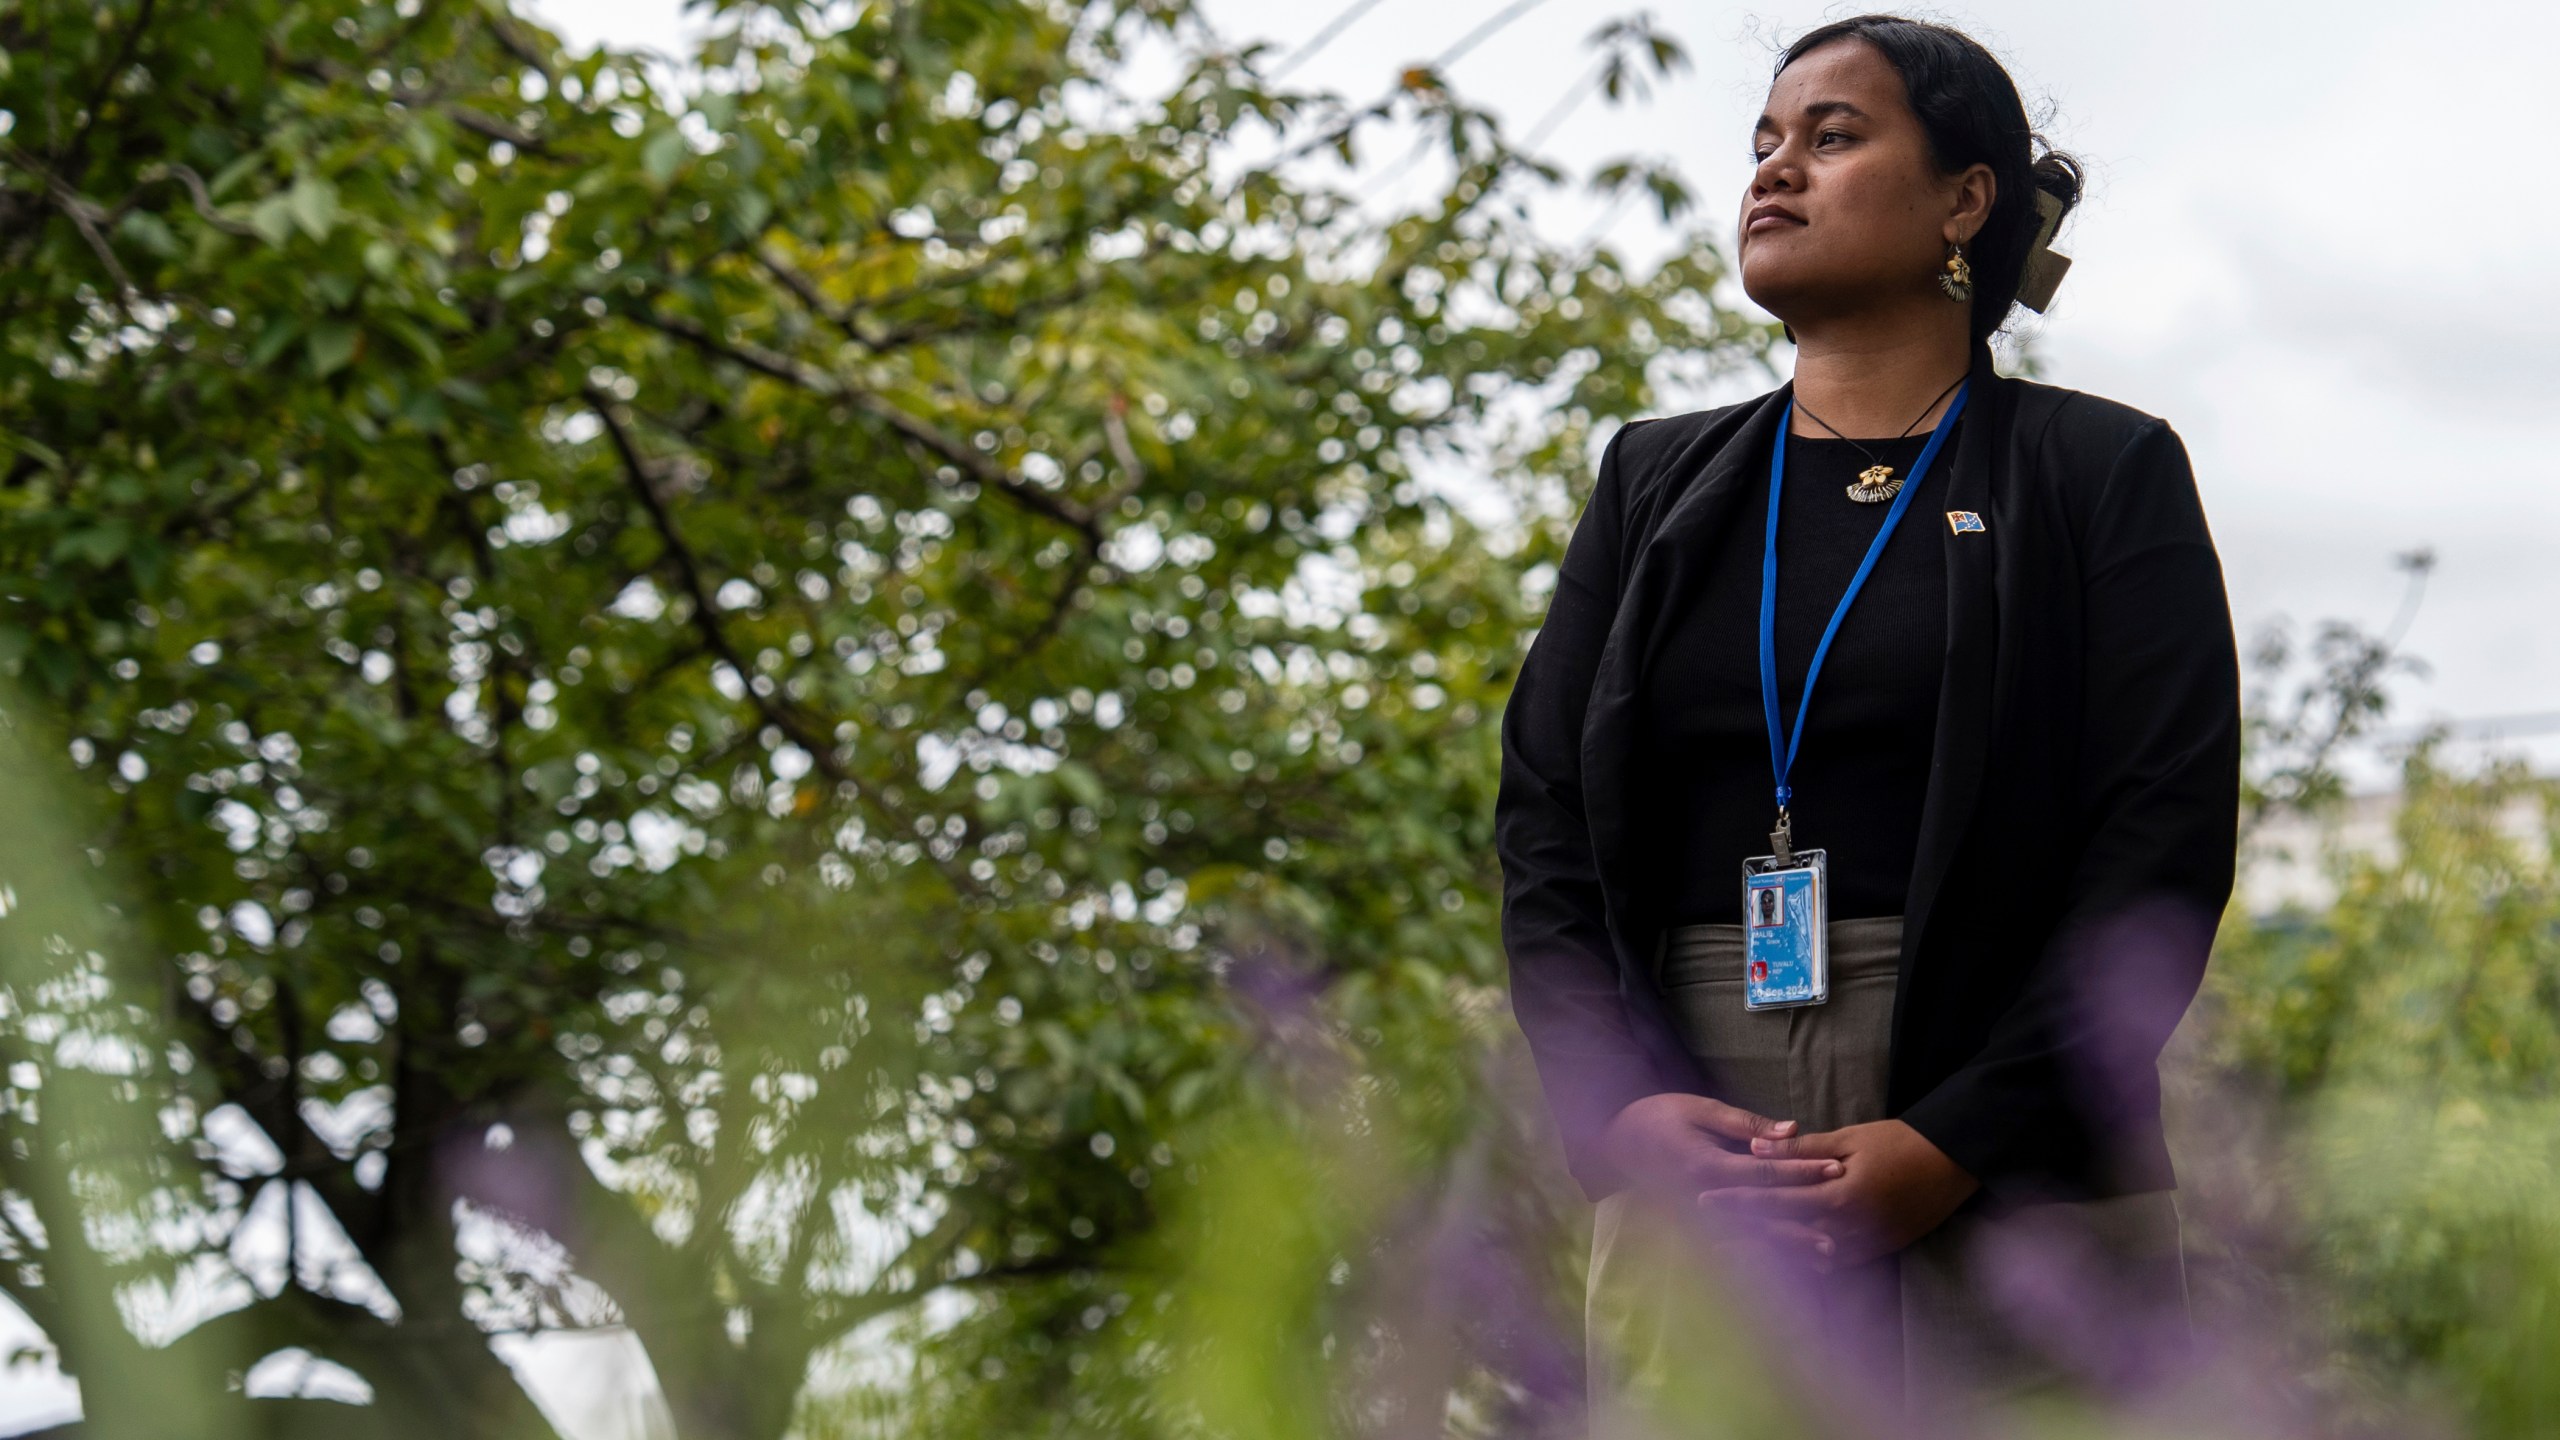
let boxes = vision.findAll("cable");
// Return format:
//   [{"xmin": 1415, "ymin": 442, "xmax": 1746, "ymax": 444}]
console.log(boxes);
[
  {"xmin": 1270, "ymin": 0, "xmax": 1394, "ymax": 81},
  {"xmin": 1252, "ymin": 0, "xmax": 1564, "ymax": 182},
  {"xmin": 1433, "ymin": 0, "xmax": 1554, "ymax": 70},
  {"xmin": 1518, "ymin": 57, "xmax": 1609, "ymax": 151}
]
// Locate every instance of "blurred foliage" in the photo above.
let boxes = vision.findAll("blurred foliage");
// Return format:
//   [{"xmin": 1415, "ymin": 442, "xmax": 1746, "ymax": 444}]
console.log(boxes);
[
  {"xmin": 2210, "ymin": 754, "xmax": 2558, "ymax": 1097},
  {"xmin": 2236, "ymin": 548, "xmax": 2434, "ymax": 841},
  {"xmin": 2197, "ymin": 738, "xmax": 2560, "ymax": 1436},
  {"xmin": 0, "ymin": 0, "xmax": 1770, "ymax": 1434}
]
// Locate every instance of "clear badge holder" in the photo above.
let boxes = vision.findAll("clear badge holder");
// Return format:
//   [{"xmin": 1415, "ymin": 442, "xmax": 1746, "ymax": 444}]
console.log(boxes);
[{"xmin": 1740, "ymin": 847, "xmax": 1828, "ymax": 1010}]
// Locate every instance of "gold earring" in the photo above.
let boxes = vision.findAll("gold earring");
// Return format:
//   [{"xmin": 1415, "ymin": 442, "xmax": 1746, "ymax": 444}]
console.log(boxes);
[{"xmin": 1938, "ymin": 241, "xmax": 1973, "ymax": 303}]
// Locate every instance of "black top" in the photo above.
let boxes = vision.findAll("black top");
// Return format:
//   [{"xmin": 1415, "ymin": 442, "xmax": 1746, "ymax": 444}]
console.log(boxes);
[
  {"xmin": 1496, "ymin": 349, "xmax": 2241, "ymax": 1207},
  {"xmin": 1641, "ymin": 428, "xmax": 1948, "ymax": 925}
]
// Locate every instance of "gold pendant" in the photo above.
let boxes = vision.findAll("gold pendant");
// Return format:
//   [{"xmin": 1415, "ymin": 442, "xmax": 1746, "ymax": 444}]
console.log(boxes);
[{"xmin": 1845, "ymin": 465, "xmax": 1900, "ymax": 504}]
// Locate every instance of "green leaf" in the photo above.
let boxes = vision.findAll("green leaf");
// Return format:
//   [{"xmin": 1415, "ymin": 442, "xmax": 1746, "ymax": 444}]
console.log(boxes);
[
  {"xmin": 288, "ymin": 175, "xmax": 341, "ymax": 241},
  {"xmin": 1101, "ymin": 1064, "xmax": 1148, "ymax": 1119},
  {"xmin": 1167, "ymin": 1070, "xmax": 1216, "ymax": 1118},
  {"xmin": 377, "ymin": 314, "xmax": 442, "ymax": 364},
  {"xmin": 52, "ymin": 523, "xmax": 130, "ymax": 568},
  {"xmin": 247, "ymin": 194, "xmax": 295, "ymax": 247},
  {"xmin": 1645, "ymin": 169, "xmax": 1692, "ymax": 221},
  {"xmin": 1055, "ymin": 762, "xmax": 1105, "ymax": 807},
  {"xmin": 306, "ymin": 321, "xmax": 360, "ymax": 377},
  {"xmin": 116, "ymin": 210, "xmax": 183, "ymax": 259},
  {"xmin": 400, "ymin": 387, "xmax": 448, "ymax": 431},
  {"xmin": 1033, "ymin": 1020, "xmax": 1079, "ymax": 1062},
  {"xmin": 125, "ymin": 537, "xmax": 166, "ymax": 592},
  {"xmin": 249, "ymin": 315, "xmax": 300, "ymax": 368},
  {"xmin": 206, "ymin": 151, "xmax": 263, "ymax": 200},
  {"xmin": 0, "ymin": 429, "xmax": 63, "ymax": 472},
  {"xmin": 643, "ymin": 127, "xmax": 687, "ymax": 186}
]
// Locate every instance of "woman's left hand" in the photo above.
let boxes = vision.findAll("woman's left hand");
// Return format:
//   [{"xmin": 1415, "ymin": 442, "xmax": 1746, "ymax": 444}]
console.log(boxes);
[{"xmin": 1696, "ymin": 1119, "xmax": 1978, "ymax": 1268}]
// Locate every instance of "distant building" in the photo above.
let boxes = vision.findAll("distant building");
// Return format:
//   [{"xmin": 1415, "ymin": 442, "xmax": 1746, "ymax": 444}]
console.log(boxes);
[{"xmin": 2240, "ymin": 783, "xmax": 2551, "ymax": 916}]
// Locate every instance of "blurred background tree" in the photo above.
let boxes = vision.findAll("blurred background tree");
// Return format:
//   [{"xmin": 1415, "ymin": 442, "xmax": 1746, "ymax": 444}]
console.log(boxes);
[
  {"xmin": 2184, "ymin": 743, "xmax": 2560, "ymax": 1437},
  {"xmin": 2182, "ymin": 566, "xmax": 2560, "ymax": 1439},
  {"xmin": 0, "ymin": 0, "xmax": 1768, "ymax": 1434}
]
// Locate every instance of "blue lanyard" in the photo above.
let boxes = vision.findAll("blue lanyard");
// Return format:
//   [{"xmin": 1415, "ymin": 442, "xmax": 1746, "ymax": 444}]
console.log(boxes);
[{"xmin": 1759, "ymin": 382, "xmax": 1970, "ymax": 823}]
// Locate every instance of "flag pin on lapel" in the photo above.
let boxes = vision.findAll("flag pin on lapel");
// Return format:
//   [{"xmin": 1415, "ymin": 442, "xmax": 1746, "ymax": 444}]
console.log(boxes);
[{"xmin": 1946, "ymin": 510, "xmax": 1986, "ymax": 535}]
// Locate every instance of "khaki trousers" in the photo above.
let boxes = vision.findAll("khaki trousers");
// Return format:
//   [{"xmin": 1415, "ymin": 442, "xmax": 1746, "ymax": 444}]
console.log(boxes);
[{"xmin": 1584, "ymin": 917, "xmax": 2189, "ymax": 1435}]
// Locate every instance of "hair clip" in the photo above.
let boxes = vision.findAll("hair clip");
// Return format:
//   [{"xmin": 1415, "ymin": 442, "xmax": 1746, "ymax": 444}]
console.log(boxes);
[{"xmin": 2015, "ymin": 189, "xmax": 2072, "ymax": 313}]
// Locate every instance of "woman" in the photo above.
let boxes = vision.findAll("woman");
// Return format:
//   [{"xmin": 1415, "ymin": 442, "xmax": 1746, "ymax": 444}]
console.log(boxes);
[{"xmin": 1494, "ymin": 14, "xmax": 2239, "ymax": 1425}]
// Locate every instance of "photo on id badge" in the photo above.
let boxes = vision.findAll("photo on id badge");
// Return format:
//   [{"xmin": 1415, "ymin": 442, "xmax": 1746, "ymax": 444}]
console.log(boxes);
[{"xmin": 1741, "ymin": 850, "xmax": 1827, "ymax": 1010}]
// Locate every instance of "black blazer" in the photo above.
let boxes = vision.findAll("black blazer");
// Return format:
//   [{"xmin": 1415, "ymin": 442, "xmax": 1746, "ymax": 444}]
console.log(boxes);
[{"xmin": 1496, "ymin": 342, "xmax": 2240, "ymax": 1205}]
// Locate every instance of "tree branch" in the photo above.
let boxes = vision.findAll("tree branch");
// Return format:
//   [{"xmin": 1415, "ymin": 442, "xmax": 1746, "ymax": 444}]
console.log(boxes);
[
  {"xmin": 146, "ymin": 162, "xmax": 260, "ymax": 238},
  {"xmin": 445, "ymin": 105, "xmax": 545, "ymax": 154},
  {"xmin": 946, "ymin": 559, "xmax": 1094, "ymax": 703},
  {"xmin": 481, "ymin": 7, "xmax": 559, "ymax": 82},
  {"xmin": 629, "ymin": 307, "xmax": 842, "ymax": 390},
  {"xmin": 755, "ymin": 240, "xmax": 1136, "ymax": 355},
  {"xmin": 282, "ymin": 56, "xmax": 548, "ymax": 155},
  {"xmin": 630, "ymin": 306, "xmax": 1103, "ymax": 543},
  {"xmin": 60, "ymin": 0, "xmax": 160, "ymax": 185},
  {"xmin": 584, "ymin": 390, "xmax": 971, "ymax": 893},
  {"xmin": 4, "ymin": 144, "xmax": 142, "ymax": 298}
]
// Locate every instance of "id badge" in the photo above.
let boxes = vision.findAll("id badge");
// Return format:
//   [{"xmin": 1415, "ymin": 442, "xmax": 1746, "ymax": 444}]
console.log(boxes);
[{"xmin": 1740, "ymin": 849, "xmax": 1828, "ymax": 1010}]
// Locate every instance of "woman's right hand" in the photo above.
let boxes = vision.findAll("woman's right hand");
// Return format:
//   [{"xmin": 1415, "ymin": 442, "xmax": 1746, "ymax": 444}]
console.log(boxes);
[
  {"xmin": 1598, "ymin": 1093, "xmax": 1842, "ymax": 1263},
  {"xmin": 1599, "ymin": 1093, "xmax": 1842, "ymax": 1197}
]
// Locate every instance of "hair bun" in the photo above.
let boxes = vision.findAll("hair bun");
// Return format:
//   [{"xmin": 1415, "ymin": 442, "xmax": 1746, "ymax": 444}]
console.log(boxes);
[{"xmin": 2028, "ymin": 149, "xmax": 2085, "ymax": 224}]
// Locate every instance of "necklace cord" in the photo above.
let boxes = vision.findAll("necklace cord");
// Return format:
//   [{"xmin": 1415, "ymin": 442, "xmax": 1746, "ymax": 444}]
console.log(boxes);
[{"xmin": 1790, "ymin": 372, "xmax": 1967, "ymax": 467}]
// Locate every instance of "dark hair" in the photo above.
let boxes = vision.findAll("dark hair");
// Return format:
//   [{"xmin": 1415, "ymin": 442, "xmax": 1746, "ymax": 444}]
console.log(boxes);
[{"xmin": 1777, "ymin": 14, "xmax": 2083, "ymax": 345}]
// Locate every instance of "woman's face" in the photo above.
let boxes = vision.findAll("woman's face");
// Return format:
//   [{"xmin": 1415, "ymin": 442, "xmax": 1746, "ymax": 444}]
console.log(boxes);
[{"xmin": 1737, "ymin": 39, "xmax": 1993, "ymax": 326}]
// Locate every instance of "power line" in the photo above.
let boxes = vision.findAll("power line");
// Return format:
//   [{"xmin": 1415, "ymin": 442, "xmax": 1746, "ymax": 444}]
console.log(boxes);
[
  {"xmin": 1270, "ymin": 0, "xmax": 1550, "ymax": 89},
  {"xmin": 2372, "ymin": 711, "xmax": 2560, "ymax": 746},
  {"xmin": 1270, "ymin": 0, "xmax": 1395, "ymax": 81},
  {"xmin": 1433, "ymin": 0, "xmax": 1554, "ymax": 70},
  {"xmin": 1519, "ymin": 55, "xmax": 1611, "ymax": 151},
  {"xmin": 1253, "ymin": 0, "xmax": 1563, "ymax": 180},
  {"xmin": 1349, "ymin": 3, "xmax": 1588, "ymax": 203}
]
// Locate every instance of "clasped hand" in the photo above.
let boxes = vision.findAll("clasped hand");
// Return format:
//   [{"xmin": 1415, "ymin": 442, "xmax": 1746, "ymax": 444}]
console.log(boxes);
[{"xmin": 1602, "ymin": 1096, "xmax": 1977, "ymax": 1269}]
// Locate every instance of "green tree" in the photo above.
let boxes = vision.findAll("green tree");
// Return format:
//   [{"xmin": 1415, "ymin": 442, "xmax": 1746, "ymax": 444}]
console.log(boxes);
[
  {"xmin": 0, "ymin": 0, "xmax": 1767, "ymax": 1432},
  {"xmin": 2178, "ymin": 578, "xmax": 2560, "ymax": 1438},
  {"xmin": 2190, "ymin": 748, "xmax": 2560, "ymax": 1437}
]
